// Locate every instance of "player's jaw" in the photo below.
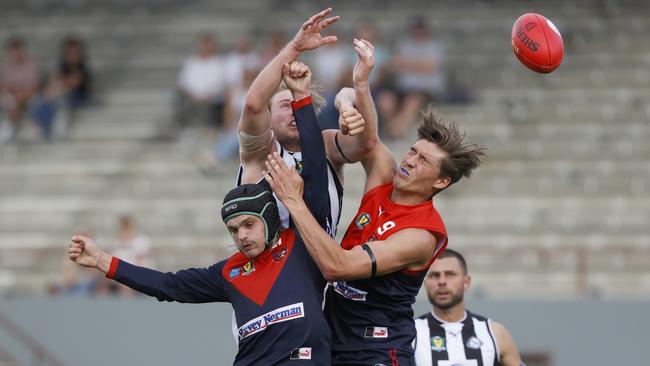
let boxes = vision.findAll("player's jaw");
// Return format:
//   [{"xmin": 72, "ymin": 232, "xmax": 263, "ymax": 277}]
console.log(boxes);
[
  {"xmin": 430, "ymin": 287, "xmax": 463, "ymax": 310},
  {"xmin": 237, "ymin": 240, "xmax": 265, "ymax": 258}
]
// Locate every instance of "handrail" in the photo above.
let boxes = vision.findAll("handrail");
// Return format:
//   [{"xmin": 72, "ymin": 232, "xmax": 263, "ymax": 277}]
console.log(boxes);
[{"xmin": 0, "ymin": 311, "xmax": 66, "ymax": 366}]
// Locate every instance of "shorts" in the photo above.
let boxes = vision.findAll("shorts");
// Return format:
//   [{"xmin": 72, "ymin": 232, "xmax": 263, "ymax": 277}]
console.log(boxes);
[{"xmin": 332, "ymin": 348, "xmax": 415, "ymax": 366}]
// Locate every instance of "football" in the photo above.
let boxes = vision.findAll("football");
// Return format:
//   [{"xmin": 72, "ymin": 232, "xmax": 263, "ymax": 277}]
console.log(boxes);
[{"xmin": 511, "ymin": 13, "xmax": 564, "ymax": 73}]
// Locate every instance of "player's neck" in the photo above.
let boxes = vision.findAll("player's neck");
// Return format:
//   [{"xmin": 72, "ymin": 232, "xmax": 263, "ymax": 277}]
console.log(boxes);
[
  {"xmin": 390, "ymin": 188, "xmax": 430, "ymax": 206},
  {"xmin": 432, "ymin": 304, "xmax": 466, "ymax": 323},
  {"xmin": 282, "ymin": 141, "xmax": 301, "ymax": 153}
]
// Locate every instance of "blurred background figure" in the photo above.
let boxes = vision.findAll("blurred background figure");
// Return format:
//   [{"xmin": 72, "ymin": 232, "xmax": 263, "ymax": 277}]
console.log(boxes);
[
  {"xmin": 59, "ymin": 36, "xmax": 92, "ymax": 110},
  {"xmin": 174, "ymin": 32, "xmax": 230, "ymax": 143},
  {"xmin": 0, "ymin": 37, "xmax": 40, "ymax": 143},
  {"xmin": 382, "ymin": 17, "xmax": 445, "ymax": 139},
  {"xmin": 109, "ymin": 215, "xmax": 153, "ymax": 296}
]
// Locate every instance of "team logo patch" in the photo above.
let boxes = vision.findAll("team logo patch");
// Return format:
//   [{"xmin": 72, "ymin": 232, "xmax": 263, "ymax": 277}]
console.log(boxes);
[
  {"xmin": 431, "ymin": 336, "xmax": 446, "ymax": 352},
  {"xmin": 229, "ymin": 260, "xmax": 255, "ymax": 279},
  {"xmin": 271, "ymin": 245, "xmax": 287, "ymax": 263},
  {"xmin": 466, "ymin": 336, "xmax": 483, "ymax": 349},
  {"xmin": 237, "ymin": 302, "xmax": 305, "ymax": 339},
  {"xmin": 364, "ymin": 326, "xmax": 388, "ymax": 338},
  {"xmin": 355, "ymin": 212, "xmax": 371, "ymax": 229},
  {"xmin": 289, "ymin": 347, "xmax": 312, "ymax": 360},
  {"xmin": 331, "ymin": 281, "xmax": 367, "ymax": 301},
  {"xmin": 294, "ymin": 159, "xmax": 304, "ymax": 174}
]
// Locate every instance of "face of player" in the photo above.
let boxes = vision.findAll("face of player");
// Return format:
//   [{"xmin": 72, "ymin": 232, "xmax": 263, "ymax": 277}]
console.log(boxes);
[
  {"xmin": 269, "ymin": 89, "xmax": 299, "ymax": 151},
  {"xmin": 226, "ymin": 215, "xmax": 266, "ymax": 258},
  {"xmin": 425, "ymin": 256, "xmax": 471, "ymax": 310},
  {"xmin": 393, "ymin": 139, "xmax": 451, "ymax": 199}
]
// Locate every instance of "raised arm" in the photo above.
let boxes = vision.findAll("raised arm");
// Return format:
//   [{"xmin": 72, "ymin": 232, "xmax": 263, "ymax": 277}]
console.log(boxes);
[
  {"xmin": 265, "ymin": 156, "xmax": 441, "ymax": 281},
  {"xmin": 278, "ymin": 61, "xmax": 331, "ymax": 231},
  {"xmin": 323, "ymin": 39, "xmax": 379, "ymax": 170},
  {"xmin": 325, "ymin": 39, "xmax": 395, "ymax": 192},
  {"xmin": 239, "ymin": 8, "xmax": 339, "ymax": 168},
  {"xmin": 68, "ymin": 235, "xmax": 228, "ymax": 303}
]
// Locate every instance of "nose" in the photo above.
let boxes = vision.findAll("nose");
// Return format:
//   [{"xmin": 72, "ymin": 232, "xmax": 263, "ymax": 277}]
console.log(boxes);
[
  {"xmin": 238, "ymin": 228, "xmax": 248, "ymax": 241},
  {"xmin": 405, "ymin": 154, "xmax": 417, "ymax": 167},
  {"xmin": 437, "ymin": 274, "xmax": 447, "ymax": 286}
]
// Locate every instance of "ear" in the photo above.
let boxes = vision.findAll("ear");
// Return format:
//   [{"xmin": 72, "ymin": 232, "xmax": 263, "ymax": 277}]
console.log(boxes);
[
  {"xmin": 464, "ymin": 275, "xmax": 472, "ymax": 292},
  {"xmin": 433, "ymin": 176, "xmax": 451, "ymax": 190}
]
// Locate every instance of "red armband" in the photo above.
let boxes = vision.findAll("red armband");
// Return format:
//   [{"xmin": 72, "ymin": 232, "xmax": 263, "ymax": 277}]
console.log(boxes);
[
  {"xmin": 105, "ymin": 256, "xmax": 119, "ymax": 279},
  {"xmin": 291, "ymin": 96, "xmax": 312, "ymax": 110}
]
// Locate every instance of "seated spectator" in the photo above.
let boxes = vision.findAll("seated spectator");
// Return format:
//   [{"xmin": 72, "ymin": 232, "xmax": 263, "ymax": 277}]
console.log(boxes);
[
  {"xmin": 174, "ymin": 33, "xmax": 230, "ymax": 138},
  {"xmin": 59, "ymin": 36, "xmax": 92, "ymax": 109},
  {"xmin": 382, "ymin": 18, "xmax": 446, "ymax": 139},
  {"xmin": 32, "ymin": 72, "xmax": 65, "ymax": 141},
  {"xmin": 0, "ymin": 37, "xmax": 40, "ymax": 143}
]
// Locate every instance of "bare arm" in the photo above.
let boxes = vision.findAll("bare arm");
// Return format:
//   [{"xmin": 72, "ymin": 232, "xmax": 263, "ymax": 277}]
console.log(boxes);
[
  {"xmin": 492, "ymin": 321, "xmax": 523, "ymax": 366},
  {"xmin": 264, "ymin": 155, "xmax": 437, "ymax": 281},
  {"xmin": 324, "ymin": 39, "xmax": 380, "ymax": 169},
  {"xmin": 239, "ymin": 8, "xmax": 340, "ymax": 167}
]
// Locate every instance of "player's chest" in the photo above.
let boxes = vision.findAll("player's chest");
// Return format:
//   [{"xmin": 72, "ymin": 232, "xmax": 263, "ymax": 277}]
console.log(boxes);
[
  {"xmin": 224, "ymin": 234, "xmax": 295, "ymax": 306},
  {"xmin": 345, "ymin": 205, "xmax": 405, "ymax": 245}
]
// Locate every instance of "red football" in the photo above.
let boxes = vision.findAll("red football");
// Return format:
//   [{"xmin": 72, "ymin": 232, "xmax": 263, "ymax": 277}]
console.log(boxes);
[{"xmin": 511, "ymin": 13, "xmax": 564, "ymax": 73}]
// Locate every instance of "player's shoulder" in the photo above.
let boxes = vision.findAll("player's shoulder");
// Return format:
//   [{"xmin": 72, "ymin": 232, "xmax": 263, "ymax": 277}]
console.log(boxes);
[
  {"xmin": 466, "ymin": 310, "xmax": 490, "ymax": 322},
  {"xmin": 416, "ymin": 312, "xmax": 431, "ymax": 320}
]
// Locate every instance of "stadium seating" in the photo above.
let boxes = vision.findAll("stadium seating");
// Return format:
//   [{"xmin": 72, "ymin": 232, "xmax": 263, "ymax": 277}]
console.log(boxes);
[{"xmin": 0, "ymin": 0, "xmax": 649, "ymax": 298}]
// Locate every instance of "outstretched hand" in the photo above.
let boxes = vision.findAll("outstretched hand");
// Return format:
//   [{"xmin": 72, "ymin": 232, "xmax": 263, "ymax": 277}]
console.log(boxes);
[
  {"xmin": 264, "ymin": 152, "xmax": 304, "ymax": 208},
  {"xmin": 352, "ymin": 38, "xmax": 375, "ymax": 85},
  {"xmin": 291, "ymin": 8, "xmax": 340, "ymax": 53},
  {"xmin": 283, "ymin": 61, "xmax": 312, "ymax": 100}
]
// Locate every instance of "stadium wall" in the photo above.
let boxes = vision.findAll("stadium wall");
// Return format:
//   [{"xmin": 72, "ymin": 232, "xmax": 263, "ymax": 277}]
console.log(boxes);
[{"xmin": 0, "ymin": 298, "xmax": 646, "ymax": 366}]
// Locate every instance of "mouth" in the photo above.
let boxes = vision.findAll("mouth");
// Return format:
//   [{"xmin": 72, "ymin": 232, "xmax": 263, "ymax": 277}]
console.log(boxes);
[
  {"xmin": 435, "ymin": 289, "xmax": 451, "ymax": 297},
  {"xmin": 241, "ymin": 243, "xmax": 256, "ymax": 251},
  {"xmin": 288, "ymin": 120, "xmax": 296, "ymax": 128},
  {"xmin": 399, "ymin": 167, "xmax": 410, "ymax": 177}
]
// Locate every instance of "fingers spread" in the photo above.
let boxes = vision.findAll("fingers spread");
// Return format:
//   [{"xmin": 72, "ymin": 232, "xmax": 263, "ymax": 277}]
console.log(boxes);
[
  {"xmin": 320, "ymin": 16, "xmax": 340, "ymax": 29},
  {"xmin": 311, "ymin": 7, "xmax": 332, "ymax": 23}
]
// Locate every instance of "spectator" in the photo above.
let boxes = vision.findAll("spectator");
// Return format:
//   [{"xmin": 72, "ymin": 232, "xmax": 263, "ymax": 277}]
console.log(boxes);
[
  {"xmin": 48, "ymin": 226, "xmax": 96, "ymax": 297},
  {"xmin": 110, "ymin": 215, "xmax": 154, "ymax": 296},
  {"xmin": 0, "ymin": 37, "xmax": 40, "ymax": 143},
  {"xmin": 59, "ymin": 36, "xmax": 92, "ymax": 109},
  {"xmin": 197, "ymin": 67, "xmax": 256, "ymax": 175},
  {"xmin": 174, "ymin": 33, "xmax": 229, "ymax": 136},
  {"xmin": 311, "ymin": 28, "xmax": 349, "ymax": 95},
  {"xmin": 383, "ymin": 18, "xmax": 446, "ymax": 139},
  {"xmin": 32, "ymin": 72, "xmax": 65, "ymax": 141},
  {"xmin": 224, "ymin": 36, "xmax": 259, "ymax": 91}
]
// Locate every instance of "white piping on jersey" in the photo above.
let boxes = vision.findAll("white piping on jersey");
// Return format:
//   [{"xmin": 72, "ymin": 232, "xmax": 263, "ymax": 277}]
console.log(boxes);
[
  {"xmin": 431, "ymin": 309, "xmax": 468, "ymax": 324},
  {"xmin": 487, "ymin": 318, "xmax": 501, "ymax": 363}
]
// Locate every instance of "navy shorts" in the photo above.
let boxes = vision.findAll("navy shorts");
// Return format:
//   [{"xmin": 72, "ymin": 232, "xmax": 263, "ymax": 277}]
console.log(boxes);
[{"xmin": 332, "ymin": 348, "xmax": 415, "ymax": 366}]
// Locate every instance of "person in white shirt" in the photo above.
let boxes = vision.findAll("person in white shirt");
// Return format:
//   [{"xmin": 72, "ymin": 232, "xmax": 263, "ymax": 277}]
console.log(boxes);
[{"xmin": 174, "ymin": 33, "xmax": 230, "ymax": 131}]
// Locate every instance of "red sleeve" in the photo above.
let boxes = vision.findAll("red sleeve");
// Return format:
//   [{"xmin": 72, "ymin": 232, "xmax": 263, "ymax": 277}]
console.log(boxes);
[
  {"xmin": 291, "ymin": 96, "xmax": 312, "ymax": 110},
  {"xmin": 105, "ymin": 256, "xmax": 119, "ymax": 279}
]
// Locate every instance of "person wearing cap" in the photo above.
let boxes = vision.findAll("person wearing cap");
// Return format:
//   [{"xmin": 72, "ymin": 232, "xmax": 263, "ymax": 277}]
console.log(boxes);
[{"xmin": 67, "ymin": 61, "xmax": 333, "ymax": 366}]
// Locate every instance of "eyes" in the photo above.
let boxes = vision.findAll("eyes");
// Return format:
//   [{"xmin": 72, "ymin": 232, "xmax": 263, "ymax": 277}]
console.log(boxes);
[
  {"xmin": 228, "ymin": 220, "xmax": 256, "ymax": 235},
  {"xmin": 407, "ymin": 148, "xmax": 430, "ymax": 165},
  {"xmin": 429, "ymin": 271, "xmax": 458, "ymax": 279}
]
